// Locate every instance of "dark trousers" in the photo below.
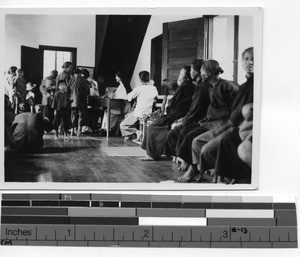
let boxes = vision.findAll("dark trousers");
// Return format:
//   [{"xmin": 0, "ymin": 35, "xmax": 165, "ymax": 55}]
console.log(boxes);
[
  {"xmin": 88, "ymin": 108, "xmax": 103, "ymax": 130},
  {"xmin": 215, "ymin": 129, "xmax": 251, "ymax": 182},
  {"xmin": 163, "ymin": 125, "xmax": 184, "ymax": 156},
  {"xmin": 53, "ymin": 108, "xmax": 69, "ymax": 133},
  {"xmin": 176, "ymin": 126, "xmax": 208, "ymax": 164},
  {"xmin": 163, "ymin": 123, "xmax": 200, "ymax": 156},
  {"xmin": 71, "ymin": 107, "xmax": 87, "ymax": 128}
]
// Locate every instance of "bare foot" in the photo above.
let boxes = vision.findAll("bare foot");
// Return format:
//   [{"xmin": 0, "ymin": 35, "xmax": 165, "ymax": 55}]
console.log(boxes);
[
  {"xmin": 177, "ymin": 166, "xmax": 200, "ymax": 182},
  {"xmin": 64, "ymin": 136, "xmax": 70, "ymax": 141},
  {"xmin": 178, "ymin": 160, "xmax": 189, "ymax": 171},
  {"xmin": 194, "ymin": 172, "xmax": 204, "ymax": 182},
  {"xmin": 225, "ymin": 178, "xmax": 236, "ymax": 184},
  {"xmin": 54, "ymin": 136, "xmax": 59, "ymax": 140}
]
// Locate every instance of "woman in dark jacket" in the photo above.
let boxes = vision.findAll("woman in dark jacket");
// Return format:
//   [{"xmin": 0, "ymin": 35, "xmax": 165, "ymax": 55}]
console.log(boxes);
[{"xmin": 140, "ymin": 66, "xmax": 195, "ymax": 160}]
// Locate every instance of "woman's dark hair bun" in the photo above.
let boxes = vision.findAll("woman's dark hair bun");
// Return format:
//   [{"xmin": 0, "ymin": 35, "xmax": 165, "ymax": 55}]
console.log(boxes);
[{"xmin": 217, "ymin": 67, "xmax": 224, "ymax": 74}]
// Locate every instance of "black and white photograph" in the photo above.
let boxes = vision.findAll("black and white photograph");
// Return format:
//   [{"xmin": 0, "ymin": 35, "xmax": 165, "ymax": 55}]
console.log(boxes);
[{"xmin": 1, "ymin": 8, "xmax": 262, "ymax": 190}]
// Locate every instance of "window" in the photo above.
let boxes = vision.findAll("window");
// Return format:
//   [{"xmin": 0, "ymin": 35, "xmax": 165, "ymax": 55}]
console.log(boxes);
[{"xmin": 39, "ymin": 45, "xmax": 77, "ymax": 79}]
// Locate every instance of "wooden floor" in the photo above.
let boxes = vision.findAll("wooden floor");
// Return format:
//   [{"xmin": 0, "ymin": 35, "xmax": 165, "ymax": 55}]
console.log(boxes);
[{"xmin": 5, "ymin": 133, "xmax": 187, "ymax": 183}]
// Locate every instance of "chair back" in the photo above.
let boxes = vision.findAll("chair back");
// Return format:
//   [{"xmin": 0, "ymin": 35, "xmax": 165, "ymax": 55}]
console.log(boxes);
[{"xmin": 153, "ymin": 95, "xmax": 174, "ymax": 114}]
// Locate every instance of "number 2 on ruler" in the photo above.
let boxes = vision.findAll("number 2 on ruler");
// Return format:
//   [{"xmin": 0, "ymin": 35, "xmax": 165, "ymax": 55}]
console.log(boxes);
[{"xmin": 144, "ymin": 230, "xmax": 149, "ymax": 238}]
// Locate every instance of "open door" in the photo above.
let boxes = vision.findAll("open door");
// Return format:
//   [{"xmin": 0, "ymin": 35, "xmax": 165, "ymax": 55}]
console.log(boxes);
[
  {"xmin": 21, "ymin": 45, "xmax": 43, "ymax": 85},
  {"xmin": 151, "ymin": 34, "xmax": 162, "ymax": 94},
  {"xmin": 162, "ymin": 18, "xmax": 205, "ymax": 86},
  {"xmin": 21, "ymin": 45, "xmax": 43, "ymax": 103}
]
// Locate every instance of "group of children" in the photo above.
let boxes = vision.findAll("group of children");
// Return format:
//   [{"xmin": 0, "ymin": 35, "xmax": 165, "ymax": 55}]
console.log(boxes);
[
  {"xmin": 5, "ymin": 63, "xmax": 100, "ymax": 141},
  {"xmin": 5, "ymin": 67, "xmax": 37, "ymax": 114},
  {"xmin": 5, "ymin": 62, "xmax": 158, "ymax": 143}
]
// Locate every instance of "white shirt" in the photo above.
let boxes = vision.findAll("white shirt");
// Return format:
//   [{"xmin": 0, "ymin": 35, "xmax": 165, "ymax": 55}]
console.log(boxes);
[
  {"xmin": 127, "ymin": 83, "xmax": 158, "ymax": 118},
  {"xmin": 26, "ymin": 91, "xmax": 35, "ymax": 100},
  {"xmin": 114, "ymin": 82, "xmax": 127, "ymax": 100},
  {"xmin": 88, "ymin": 78, "xmax": 100, "ymax": 96}
]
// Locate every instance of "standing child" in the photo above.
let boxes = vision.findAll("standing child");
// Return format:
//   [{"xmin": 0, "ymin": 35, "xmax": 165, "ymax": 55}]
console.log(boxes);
[
  {"xmin": 25, "ymin": 83, "xmax": 36, "ymax": 113},
  {"xmin": 12, "ymin": 69, "xmax": 27, "ymax": 114},
  {"xmin": 52, "ymin": 80, "xmax": 72, "ymax": 140},
  {"xmin": 6, "ymin": 66, "xmax": 18, "ymax": 102}
]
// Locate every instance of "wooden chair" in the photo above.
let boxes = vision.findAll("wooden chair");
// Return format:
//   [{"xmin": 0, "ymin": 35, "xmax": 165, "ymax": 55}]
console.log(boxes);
[{"xmin": 137, "ymin": 95, "xmax": 173, "ymax": 143}]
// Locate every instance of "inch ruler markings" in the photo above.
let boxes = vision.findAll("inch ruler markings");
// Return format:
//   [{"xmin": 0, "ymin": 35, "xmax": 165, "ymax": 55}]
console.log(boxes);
[{"xmin": 0, "ymin": 193, "xmax": 298, "ymax": 248}]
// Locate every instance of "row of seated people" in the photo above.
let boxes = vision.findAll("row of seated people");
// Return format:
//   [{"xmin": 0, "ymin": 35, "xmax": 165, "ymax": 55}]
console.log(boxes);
[{"xmin": 139, "ymin": 47, "xmax": 254, "ymax": 184}]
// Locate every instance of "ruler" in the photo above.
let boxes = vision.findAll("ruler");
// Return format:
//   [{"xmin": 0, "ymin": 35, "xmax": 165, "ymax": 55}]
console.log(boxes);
[{"xmin": 0, "ymin": 193, "xmax": 298, "ymax": 248}]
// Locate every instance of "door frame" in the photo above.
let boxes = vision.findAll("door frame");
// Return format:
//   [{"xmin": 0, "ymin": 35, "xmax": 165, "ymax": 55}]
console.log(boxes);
[{"xmin": 150, "ymin": 34, "xmax": 162, "ymax": 93}]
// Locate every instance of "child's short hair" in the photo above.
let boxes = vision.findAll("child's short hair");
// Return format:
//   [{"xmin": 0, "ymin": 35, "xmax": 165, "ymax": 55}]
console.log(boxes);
[
  {"xmin": 8, "ymin": 66, "xmax": 17, "ymax": 75},
  {"xmin": 138, "ymin": 71, "xmax": 150, "ymax": 83},
  {"xmin": 74, "ymin": 68, "xmax": 82, "ymax": 74},
  {"xmin": 50, "ymin": 70, "xmax": 58, "ymax": 77},
  {"xmin": 57, "ymin": 80, "xmax": 66, "ymax": 86},
  {"xmin": 16, "ymin": 69, "xmax": 24, "ymax": 76},
  {"xmin": 81, "ymin": 69, "xmax": 90, "ymax": 79},
  {"xmin": 19, "ymin": 101, "xmax": 30, "ymax": 113}
]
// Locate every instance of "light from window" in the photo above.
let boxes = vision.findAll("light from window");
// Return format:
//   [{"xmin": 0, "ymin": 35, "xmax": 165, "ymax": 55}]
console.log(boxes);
[{"xmin": 43, "ymin": 50, "xmax": 72, "ymax": 79}]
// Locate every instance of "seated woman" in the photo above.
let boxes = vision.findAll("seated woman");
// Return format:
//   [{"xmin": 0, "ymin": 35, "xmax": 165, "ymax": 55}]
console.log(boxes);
[
  {"xmin": 140, "ymin": 66, "xmax": 195, "ymax": 160},
  {"xmin": 163, "ymin": 59, "xmax": 210, "ymax": 161},
  {"xmin": 181, "ymin": 47, "xmax": 254, "ymax": 182},
  {"xmin": 120, "ymin": 71, "xmax": 158, "ymax": 141},
  {"xmin": 176, "ymin": 59, "xmax": 239, "ymax": 182},
  {"xmin": 100, "ymin": 72, "xmax": 131, "ymax": 135}
]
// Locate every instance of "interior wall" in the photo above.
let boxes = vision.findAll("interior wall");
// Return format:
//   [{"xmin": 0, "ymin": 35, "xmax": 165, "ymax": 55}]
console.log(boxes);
[
  {"xmin": 132, "ymin": 15, "xmax": 253, "ymax": 89},
  {"xmin": 5, "ymin": 15, "xmax": 95, "ymax": 76},
  {"xmin": 5, "ymin": 15, "xmax": 39, "ymax": 69},
  {"xmin": 238, "ymin": 16, "xmax": 254, "ymax": 84},
  {"xmin": 210, "ymin": 15, "xmax": 253, "ymax": 85},
  {"xmin": 130, "ymin": 15, "xmax": 201, "ymax": 89},
  {"xmin": 212, "ymin": 16, "xmax": 235, "ymax": 82}
]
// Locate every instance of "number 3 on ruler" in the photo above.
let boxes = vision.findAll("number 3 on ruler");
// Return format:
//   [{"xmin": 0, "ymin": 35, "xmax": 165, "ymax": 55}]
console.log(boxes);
[{"xmin": 223, "ymin": 230, "xmax": 229, "ymax": 238}]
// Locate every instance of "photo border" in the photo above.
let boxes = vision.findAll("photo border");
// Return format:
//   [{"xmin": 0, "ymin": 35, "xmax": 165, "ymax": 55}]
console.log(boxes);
[{"xmin": 0, "ymin": 6, "xmax": 263, "ymax": 191}]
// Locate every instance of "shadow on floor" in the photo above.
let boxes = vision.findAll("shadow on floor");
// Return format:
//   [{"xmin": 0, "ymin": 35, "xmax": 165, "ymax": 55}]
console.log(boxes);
[
  {"xmin": 40, "ymin": 146, "xmax": 91, "ymax": 154},
  {"xmin": 8, "ymin": 146, "xmax": 92, "ymax": 155}
]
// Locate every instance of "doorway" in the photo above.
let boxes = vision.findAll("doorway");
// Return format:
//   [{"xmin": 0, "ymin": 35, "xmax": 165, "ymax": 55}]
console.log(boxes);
[{"xmin": 150, "ymin": 34, "xmax": 162, "ymax": 94}]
